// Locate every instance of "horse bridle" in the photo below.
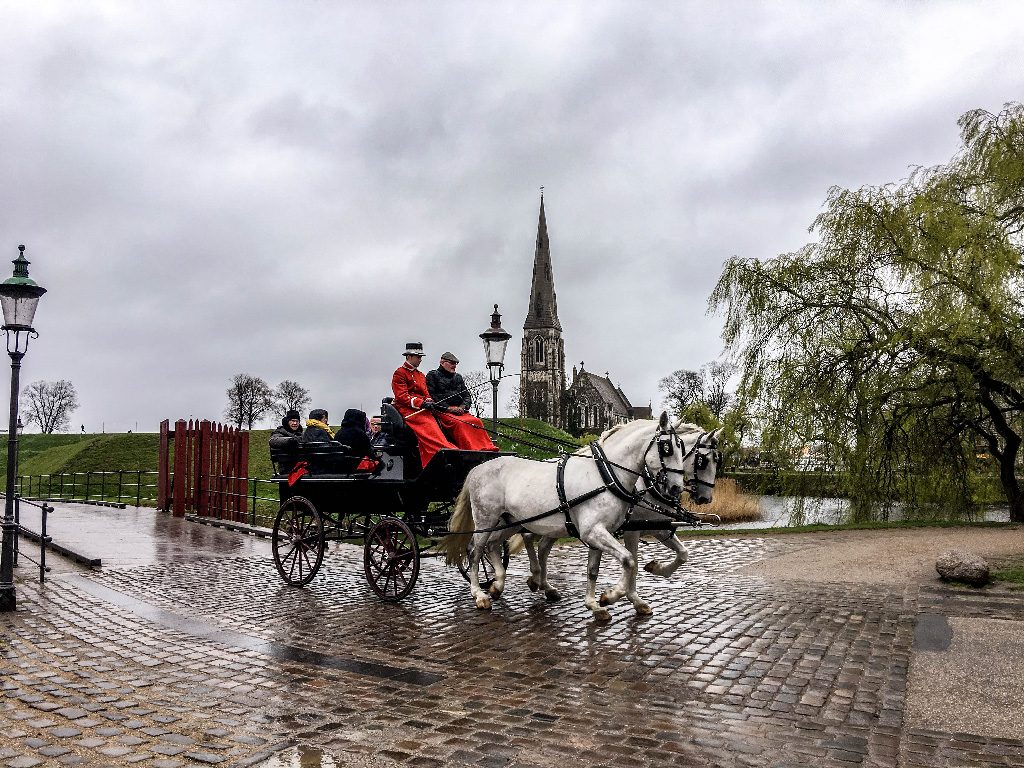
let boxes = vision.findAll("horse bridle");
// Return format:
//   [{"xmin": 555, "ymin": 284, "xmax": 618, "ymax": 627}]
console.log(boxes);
[{"xmin": 643, "ymin": 426, "xmax": 720, "ymax": 506}]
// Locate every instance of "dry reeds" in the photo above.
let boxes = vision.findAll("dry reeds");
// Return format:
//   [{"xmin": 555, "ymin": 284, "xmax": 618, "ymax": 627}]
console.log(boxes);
[{"xmin": 687, "ymin": 477, "xmax": 761, "ymax": 523}]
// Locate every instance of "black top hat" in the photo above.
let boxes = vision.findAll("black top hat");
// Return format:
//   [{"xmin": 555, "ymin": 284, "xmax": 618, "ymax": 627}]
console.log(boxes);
[{"xmin": 403, "ymin": 342, "xmax": 425, "ymax": 356}]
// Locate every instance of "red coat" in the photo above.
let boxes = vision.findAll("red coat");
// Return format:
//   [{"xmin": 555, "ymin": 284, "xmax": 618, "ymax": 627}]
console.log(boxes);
[{"xmin": 391, "ymin": 363, "xmax": 431, "ymax": 413}]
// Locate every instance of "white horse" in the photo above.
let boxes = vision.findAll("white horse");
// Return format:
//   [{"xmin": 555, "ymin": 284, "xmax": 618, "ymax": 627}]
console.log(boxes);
[
  {"xmin": 440, "ymin": 414, "xmax": 718, "ymax": 621},
  {"xmin": 522, "ymin": 427, "xmax": 722, "ymax": 616}
]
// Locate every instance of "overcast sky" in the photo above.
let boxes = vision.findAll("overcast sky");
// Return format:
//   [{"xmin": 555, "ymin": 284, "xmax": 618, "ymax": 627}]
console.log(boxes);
[{"xmin": 1, "ymin": 1, "xmax": 1022, "ymax": 433}]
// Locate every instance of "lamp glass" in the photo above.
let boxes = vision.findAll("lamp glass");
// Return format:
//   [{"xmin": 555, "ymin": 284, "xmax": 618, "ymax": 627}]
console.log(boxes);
[
  {"xmin": 0, "ymin": 294, "xmax": 41, "ymax": 329},
  {"xmin": 484, "ymin": 337, "xmax": 508, "ymax": 367}
]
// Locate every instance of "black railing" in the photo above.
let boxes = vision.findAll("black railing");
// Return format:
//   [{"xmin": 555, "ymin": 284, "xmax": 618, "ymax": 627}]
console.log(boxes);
[
  {"xmin": 16, "ymin": 470, "xmax": 159, "ymax": 508},
  {"xmin": 14, "ymin": 470, "xmax": 284, "ymax": 529},
  {"xmin": 0, "ymin": 493, "xmax": 53, "ymax": 582}
]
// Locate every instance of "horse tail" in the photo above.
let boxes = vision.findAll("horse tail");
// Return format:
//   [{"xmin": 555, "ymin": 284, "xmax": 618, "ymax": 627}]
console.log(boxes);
[
  {"xmin": 507, "ymin": 533, "xmax": 525, "ymax": 557},
  {"xmin": 440, "ymin": 483, "xmax": 475, "ymax": 566}
]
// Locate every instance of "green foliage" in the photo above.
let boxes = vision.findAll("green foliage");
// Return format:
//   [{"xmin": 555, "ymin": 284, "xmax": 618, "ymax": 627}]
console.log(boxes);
[
  {"xmin": 711, "ymin": 103, "xmax": 1024, "ymax": 522},
  {"xmin": 992, "ymin": 559, "xmax": 1024, "ymax": 587},
  {"xmin": 493, "ymin": 418, "xmax": 580, "ymax": 459}
]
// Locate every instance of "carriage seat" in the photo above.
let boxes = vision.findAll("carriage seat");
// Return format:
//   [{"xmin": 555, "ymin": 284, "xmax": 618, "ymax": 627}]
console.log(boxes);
[
  {"xmin": 270, "ymin": 440, "xmax": 367, "ymax": 475},
  {"xmin": 380, "ymin": 398, "xmax": 418, "ymax": 451},
  {"xmin": 380, "ymin": 398, "xmax": 422, "ymax": 477}
]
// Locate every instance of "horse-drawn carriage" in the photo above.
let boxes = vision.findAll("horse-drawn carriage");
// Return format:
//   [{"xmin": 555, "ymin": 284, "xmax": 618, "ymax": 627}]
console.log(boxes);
[
  {"xmin": 271, "ymin": 399, "xmax": 724, "ymax": 619},
  {"xmin": 270, "ymin": 400, "xmax": 509, "ymax": 601}
]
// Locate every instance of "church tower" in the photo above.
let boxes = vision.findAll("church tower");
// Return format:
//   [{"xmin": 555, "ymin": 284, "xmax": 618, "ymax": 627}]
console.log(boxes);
[{"xmin": 519, "ymin": 192, "xmax": 566, "ymax": 427}]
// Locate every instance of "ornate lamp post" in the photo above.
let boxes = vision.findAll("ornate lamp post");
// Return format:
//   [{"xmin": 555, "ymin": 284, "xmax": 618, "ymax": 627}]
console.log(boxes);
[
  {"xmin": 479, "ymin": 304, "xmax": 511, "ymax": 427},
  {"xmin": 0, "ymin": 245, "xmax": 46, "ymax": 612}
]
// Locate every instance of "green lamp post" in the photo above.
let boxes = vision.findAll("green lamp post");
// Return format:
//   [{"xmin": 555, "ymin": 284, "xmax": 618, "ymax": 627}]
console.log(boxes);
[{"xmin": 0, "ymin": 245, "xmax": 46, "ymax": 612}]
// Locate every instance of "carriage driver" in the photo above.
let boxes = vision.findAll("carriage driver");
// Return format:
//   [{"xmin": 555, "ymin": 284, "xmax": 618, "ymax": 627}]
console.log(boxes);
[
  {"xmin": 425, "ymin": 351, "xmax": 496, "ymax": 451},
  {"xmin": 390, "ymin": 342, "xmax": 497, "ymax": 467}
]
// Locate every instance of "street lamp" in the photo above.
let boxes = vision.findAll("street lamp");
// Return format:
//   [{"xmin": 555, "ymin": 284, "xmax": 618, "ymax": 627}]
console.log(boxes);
[
  {"xmin": 0, "ymin": 245, "xmax": 46, "ymax": 612},
  {"xmin": 479, "ymin": 304, "xmax": 511, "ymax": 427}
]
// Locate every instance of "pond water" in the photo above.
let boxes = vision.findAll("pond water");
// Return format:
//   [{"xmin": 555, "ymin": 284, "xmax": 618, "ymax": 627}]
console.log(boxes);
[{"xmin": 719, "ymin": 495, "xmax": 1012, "ymax": 530}]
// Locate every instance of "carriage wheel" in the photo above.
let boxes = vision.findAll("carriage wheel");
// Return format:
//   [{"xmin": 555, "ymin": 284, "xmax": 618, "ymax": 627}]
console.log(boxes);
[
  {"xmin": 272, "ymin": 496, "xmax": 325, "ymax": 587},
  {"xmin": 456, "ymin": 542, "xmax": 511, "ymax": 590},
  {"xmin": 364, "ymin": 517, "xmax": 420, "ymax": 601}
]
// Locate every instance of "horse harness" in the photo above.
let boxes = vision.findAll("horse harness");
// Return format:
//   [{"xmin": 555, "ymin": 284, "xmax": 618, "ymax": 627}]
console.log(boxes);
[
  {"xmin": 555, "ymin": 425, "xmax": 717, "ymax": 537},
  {"xmin": 469, "ymin": 425, "xmax": 717, "ymax": 537}
]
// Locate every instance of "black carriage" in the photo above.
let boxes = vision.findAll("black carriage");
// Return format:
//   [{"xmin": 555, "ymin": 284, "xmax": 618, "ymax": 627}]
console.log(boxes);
[{"xmin": 270, "ymin": 400, "xmax": 508, "ymax": 601}]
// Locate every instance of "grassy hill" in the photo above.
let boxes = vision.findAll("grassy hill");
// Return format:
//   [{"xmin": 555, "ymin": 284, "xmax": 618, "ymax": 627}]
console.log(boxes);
[{"xmin": 1, "ymin": 418, "xmax": 579, "ymax": 493}]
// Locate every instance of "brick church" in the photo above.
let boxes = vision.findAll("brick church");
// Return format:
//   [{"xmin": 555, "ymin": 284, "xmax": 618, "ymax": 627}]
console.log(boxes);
[{"xmin": 518, "ymin": 194, "xmax": 652, "ymax": 436}]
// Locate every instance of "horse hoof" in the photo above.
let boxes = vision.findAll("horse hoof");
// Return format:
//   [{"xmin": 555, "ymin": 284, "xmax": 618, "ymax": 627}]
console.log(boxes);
[
  {"xmin": 643, "ymin": 561, "xmax": 662, "ymax": 575},
  {"xmin": 598, "ymin": 593, "xmax": 609, "ymax": 606},
  {"xmin": 544, "ymin": 589, "xmax": 561, "ymax": 602},
  {"xmin": 634, "ymin": 603, "xmax": 653, "ymax": 616},
  {"xmin": 475, "ymin": 596, "xmax": 492, "ymax": 610},
  {"xmin": 488, "ymin": 584, "xmax": 503, "ymax": 598},
  {"xmin": 593, "ymin": 608, "xmax": 612, "ymax": 622},
  {"xmin": 527, "ymin": 577, "xmax": 540, "ymax": 593}
]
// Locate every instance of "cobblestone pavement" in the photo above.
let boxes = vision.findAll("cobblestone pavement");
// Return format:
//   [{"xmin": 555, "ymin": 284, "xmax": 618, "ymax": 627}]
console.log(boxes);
[{"xmin": 2, "ymin": 520, "xmax": 1024, "ymax": 767}]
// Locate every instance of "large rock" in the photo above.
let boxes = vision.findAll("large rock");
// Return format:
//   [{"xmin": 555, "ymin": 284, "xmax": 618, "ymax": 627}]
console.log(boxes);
[{"xmin": 935, "ymin": 549, "xmax": 990, "ymax": 586}]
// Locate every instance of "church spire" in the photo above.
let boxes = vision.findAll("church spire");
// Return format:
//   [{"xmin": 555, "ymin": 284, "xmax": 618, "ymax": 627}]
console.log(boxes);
[{"xmin": 524, "ymin": 192, "xmax": 562, "ymax": 331}]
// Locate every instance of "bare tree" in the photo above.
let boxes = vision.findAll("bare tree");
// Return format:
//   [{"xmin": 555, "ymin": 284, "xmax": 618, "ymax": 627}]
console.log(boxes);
[
  {"xmin": 275, "ymin": 379, "xmax": 310, "ymax": 416},
  {"xmin": 704, "ymin": 361, "xmax": 737, "ymax": 420},
  {"xmin": 21, "ymin": 380, "xmax": 80, "ymax": 434},
  {"xmin": 460, "ymin": 369, "xmax": 491, "ymax": 419},
  {"xmin": 505, "ymin": 385, "xmax": 521, "ymax": 419},
  {"xmin": 658, "ymin": 369, "xmax": 704, "ymax": 417},
  {"xmin": 224, "ymin": 373, "xmax": 275, "ymax": 429}
]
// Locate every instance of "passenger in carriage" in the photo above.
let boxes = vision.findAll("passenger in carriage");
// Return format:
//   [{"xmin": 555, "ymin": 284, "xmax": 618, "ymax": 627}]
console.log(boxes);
[
  {"xmin": 426, "ymin": 351, "xmax": 497, "ymax": 453},
  {"xmin": 369, "ymin": 415, "xmax": 388, "ymax": 449},
  {"xmin": 268, "ymin": 410, "xmax": 304, "ymax": 472},
  {"xmin": 268, "ymin": 410, "xmax": 303, "ymax": 449},
  {"xmin": 336, "ymin": 408, "xmax": 381, "ymax": 472},
  {"xmin": 303, "ymin": 409, "xmax": 335, "ymax": 442},
  {"xmin": 391, "ymin": 342, "xmax": 459, "ymax": 467}
]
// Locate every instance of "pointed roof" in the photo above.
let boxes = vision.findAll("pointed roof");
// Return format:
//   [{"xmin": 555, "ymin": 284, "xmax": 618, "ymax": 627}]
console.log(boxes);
[{"xmin": 524, "ymin": 194, "xmax": 562, "ymax": 331}]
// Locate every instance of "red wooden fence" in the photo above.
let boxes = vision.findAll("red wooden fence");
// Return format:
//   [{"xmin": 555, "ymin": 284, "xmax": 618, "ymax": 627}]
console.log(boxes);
[{"xmin": 158, "ymin": 419, "xmax": 250, "ymax": 520}]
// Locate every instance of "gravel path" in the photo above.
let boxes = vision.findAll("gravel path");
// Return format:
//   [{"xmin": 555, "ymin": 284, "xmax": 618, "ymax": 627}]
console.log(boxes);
[{"xmin": 739, "ymin": 525, "xmax": 1024, "ymax": 584}]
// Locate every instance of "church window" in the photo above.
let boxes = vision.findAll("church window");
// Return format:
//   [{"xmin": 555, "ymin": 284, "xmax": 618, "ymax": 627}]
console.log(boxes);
[{"xmin": 533, "ymin": 336, "xmax": 545, "ymax": 365}]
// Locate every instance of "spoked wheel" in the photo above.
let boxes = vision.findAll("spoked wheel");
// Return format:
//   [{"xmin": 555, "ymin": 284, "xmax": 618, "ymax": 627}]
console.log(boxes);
[
  {"xmin": 457, "ymin": 542, "xmax": 511, "ymax": 590},
  {"xmin": 272, "ymin": 496, "xmax": 325, "ymax": 587},
  {"xmin": 363, "ymin": 516, "xmax": 420, "ymax": 601}
]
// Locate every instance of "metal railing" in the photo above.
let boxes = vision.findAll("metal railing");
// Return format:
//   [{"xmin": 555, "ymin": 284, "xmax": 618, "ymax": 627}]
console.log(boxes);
[
  {"xmin": 14, "ymin": 470, "xmax": 284, "ymax": 529},
  {"xmin": 0, "ymin": 493, "xmax": 53, "ymax": 582},
  {"xmin": 16, "ymin": 470, "xmax": 160, "ymax": 508}
]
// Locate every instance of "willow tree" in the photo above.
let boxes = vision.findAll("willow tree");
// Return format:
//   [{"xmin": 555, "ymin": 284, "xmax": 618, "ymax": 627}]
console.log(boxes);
[{"xmin": 710, "ymin": 104, "xmax": 1024, "ymax": 522}]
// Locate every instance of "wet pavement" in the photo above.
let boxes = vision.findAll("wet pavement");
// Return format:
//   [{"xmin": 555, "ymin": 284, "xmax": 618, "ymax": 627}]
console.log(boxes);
[{"xmin": 2, "ymin": 503, "xmax": 1024, "ymax": 767}]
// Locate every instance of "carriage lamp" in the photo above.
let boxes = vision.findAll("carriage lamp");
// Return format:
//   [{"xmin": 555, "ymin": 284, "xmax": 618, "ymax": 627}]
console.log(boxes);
[
  {"xmin": 479, "ymin": 304, "xmax": 512, "ymax": 426},
  {"xmin": 0, "ymin": 245, "xmax": 46, "ymax": 613}
]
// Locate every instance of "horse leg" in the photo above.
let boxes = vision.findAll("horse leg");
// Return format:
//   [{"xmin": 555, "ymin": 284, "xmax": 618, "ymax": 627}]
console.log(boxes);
[
  {"xmin": 584, "ymin": 527, "xmax": 636, "ymax": 611},
  {"xmin": 621, "ymin": 531, "xmax": 652, "ymax": 616},
  {"xmin": 487, "ymin": 538, "xmax": 508, "ymax": 598},
  {"xmin": 643, "ymin": 530, "xmax": 688, "ymax": 577},
  {"xmin": 536, "ymin": 536, "xmax": 561, "ymax": 601},
  {"xmin": 468, "ymin": 534, "xmax": 491, "ymax": 610},
  {"xmin": 524, "ymin": 533, "xmax": 542, "ymax": 593},
  {"xmin": 584, "ymin": 547, "xmax": 611, "ymax": 621}
]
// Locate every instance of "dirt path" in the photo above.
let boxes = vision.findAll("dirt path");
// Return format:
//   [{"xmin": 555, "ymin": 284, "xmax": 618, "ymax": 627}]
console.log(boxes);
[{"xmin": 739, "ymin": 525, "xmax": 1024, "ymax": 584}]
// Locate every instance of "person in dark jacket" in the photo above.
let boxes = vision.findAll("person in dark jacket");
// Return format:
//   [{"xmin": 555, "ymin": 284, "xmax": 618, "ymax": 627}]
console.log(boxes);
[
  {"xmin": 424, "ymin": 351, "xmax": 496, "ymax": 452},
  {"xmin": 336, "ymin": 408, "xmax": 372, "ymax": 458},
  {"xmin": 268, "ymin": 410, "xmax": 304, "ymax": 472},
  {"xmin": 269, "ymin": 410, "xmax": 303, "ymax": 449},
  {"xmin": 425, "ymin": 352, "xmax": 473, "ymax": 414},
  {"xmin": 303, "ymin": 409, "xmax": 335, "ymax": 442}
]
